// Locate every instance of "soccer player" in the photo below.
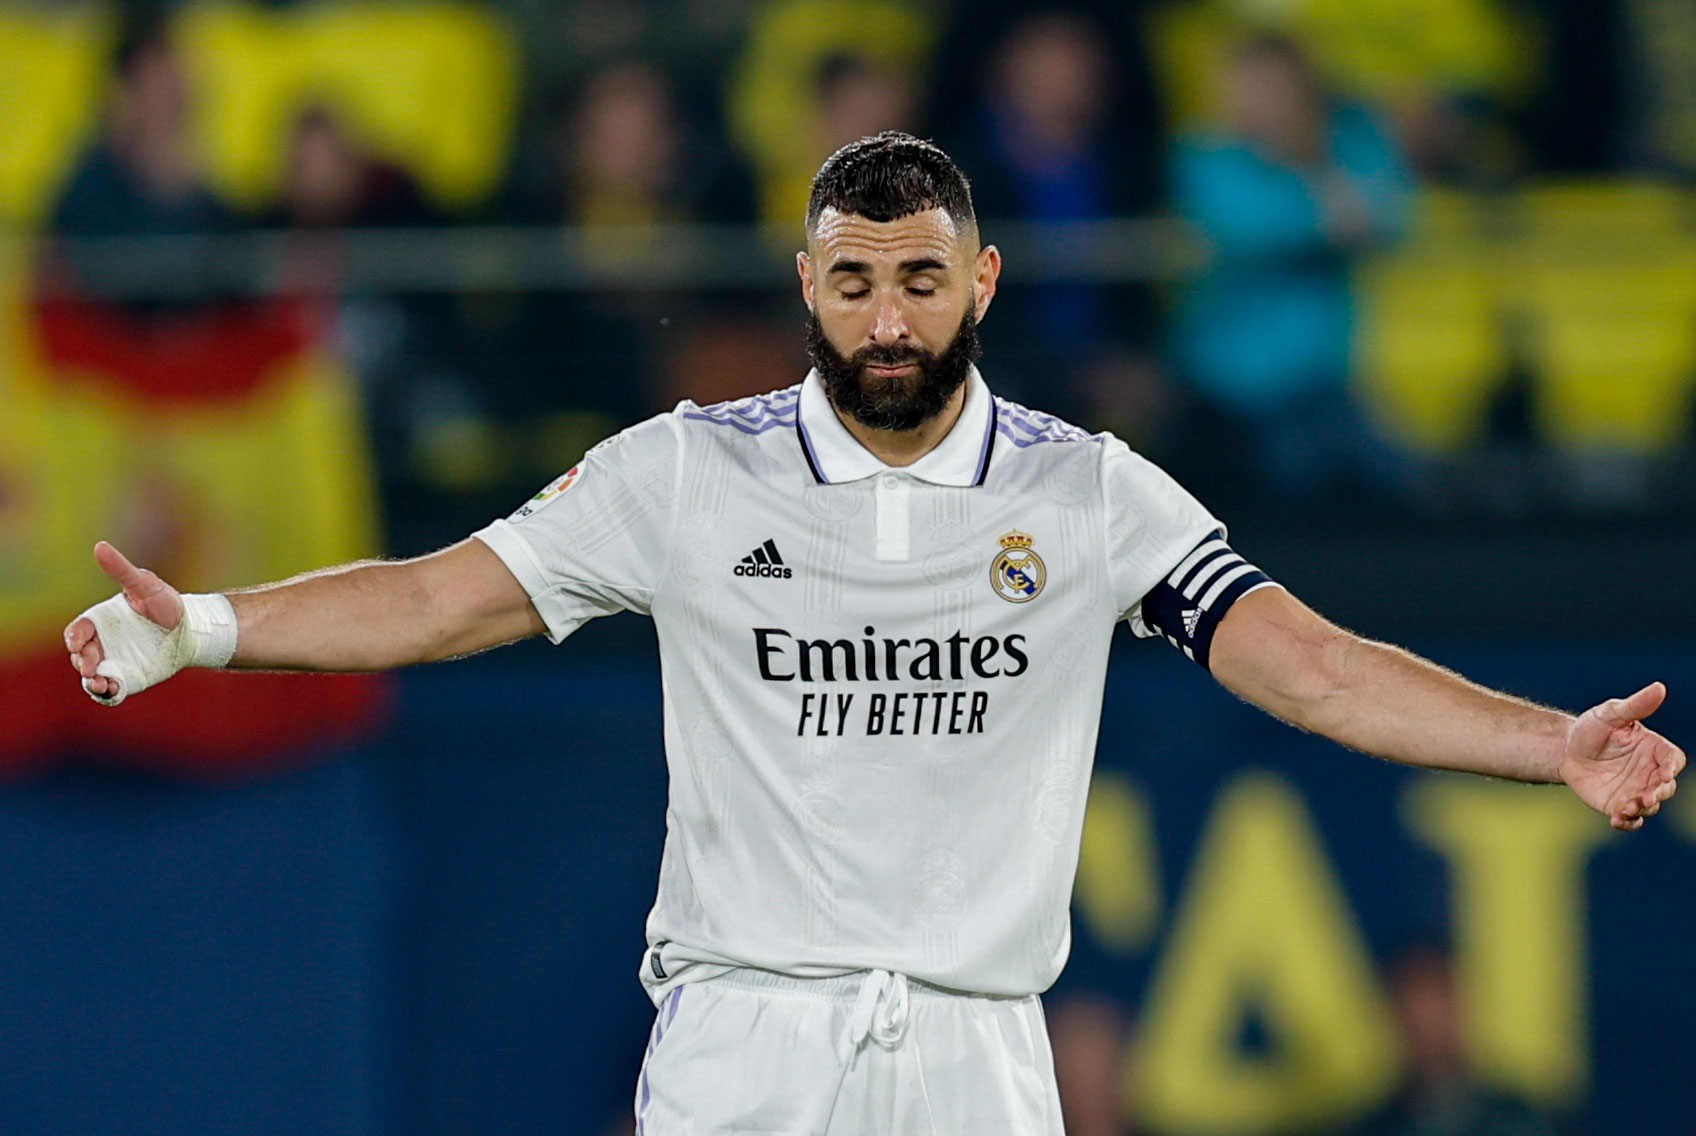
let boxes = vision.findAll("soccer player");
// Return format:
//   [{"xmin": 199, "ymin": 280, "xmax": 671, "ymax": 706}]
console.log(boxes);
[{"xmin": 65, "ymin": 133, "xmax": 1683, "ymax": 1134}]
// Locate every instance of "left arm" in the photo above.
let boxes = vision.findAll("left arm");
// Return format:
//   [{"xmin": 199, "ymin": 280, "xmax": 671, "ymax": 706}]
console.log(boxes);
[{"xmin": 1209, "ymin": 585, "xmax": 1685, "ymax": 831}]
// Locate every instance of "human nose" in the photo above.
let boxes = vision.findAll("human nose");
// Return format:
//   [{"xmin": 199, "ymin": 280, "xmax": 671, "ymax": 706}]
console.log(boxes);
[{"xmin": 870, "ymin": 295, "xmax": 910, "ymax": 345}]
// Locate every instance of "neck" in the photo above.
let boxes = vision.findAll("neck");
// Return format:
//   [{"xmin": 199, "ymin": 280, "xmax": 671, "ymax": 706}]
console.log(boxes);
[{"xmin": 833, "ymin": 380, "xmax": 969, "ymax": 468}]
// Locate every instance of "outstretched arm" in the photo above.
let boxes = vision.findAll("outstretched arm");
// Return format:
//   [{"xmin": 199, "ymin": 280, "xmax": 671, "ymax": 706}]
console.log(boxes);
[
  {"xmin": 1209, "ymin": 585, "xmax": 1685, "ymax": 831},
  {"xmin": 66, "ymin": 538, "xmax": 544, "ymax": 702}
]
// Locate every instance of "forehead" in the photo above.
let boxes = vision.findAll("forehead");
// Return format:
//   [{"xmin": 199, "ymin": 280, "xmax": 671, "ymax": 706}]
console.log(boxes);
[{"xmin": 809, "ymin": 207, "xmax": 969, "ymax": 267}]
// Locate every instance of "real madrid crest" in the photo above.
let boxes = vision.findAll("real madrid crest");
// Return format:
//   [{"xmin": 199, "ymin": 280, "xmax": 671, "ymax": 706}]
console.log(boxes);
[{"xmin": 990, "ymin": 530, "xmax": 1046, "ymax": 603}]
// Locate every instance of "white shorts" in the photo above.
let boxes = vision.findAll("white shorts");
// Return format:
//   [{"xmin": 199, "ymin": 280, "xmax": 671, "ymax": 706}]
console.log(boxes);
[{"xmin": 633, "ymin": 967, "xmax": 1066, "ymax": 1135}]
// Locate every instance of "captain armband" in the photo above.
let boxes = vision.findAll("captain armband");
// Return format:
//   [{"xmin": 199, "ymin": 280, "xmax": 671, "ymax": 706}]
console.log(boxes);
[{"xmin": 1140, "ymin": 532, "xmax": 1276, "ymax": 670}]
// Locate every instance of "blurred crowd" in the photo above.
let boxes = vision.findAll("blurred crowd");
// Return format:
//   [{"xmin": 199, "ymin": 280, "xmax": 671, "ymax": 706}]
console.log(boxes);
[
  {"xmin": 1047, "ymin": 939, "xmax": 1573, "ymax": 1136},
  {"xmin": 10, "ymin": 0, "xmax": 1694, "ymax": 556}
]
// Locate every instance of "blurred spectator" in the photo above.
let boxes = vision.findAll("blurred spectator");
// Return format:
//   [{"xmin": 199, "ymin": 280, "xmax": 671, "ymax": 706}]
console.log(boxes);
[
  {"xmin": 270, "ymin": 104, "xmax": 433, "ymax": 231},
  {"xmin": 565, "ymin": 61, "xmax": 694, "ymax": 227},
  {"xmin": 932, "ymin": 2, "xmax": 1164, "ymax": 211},
  {"xmin": 1167, "ymin": 32, "xmax": 1410, "ymax": 499},
  {"xmin": 261, "ymin": 103, "xmax": 438, "ymax": 316},
  {"xmin": 1143, "ymin": 0, "xmax": 1538, "ymax": 187},
  {"xmin": 728, "ymin": 0, "xmax": 932, "ymax": 226},
  {"xmin": 1350, "ymin": 944, "xmax": 1566, "ymax": 1136},
  {"xmin": 550, "ymin": 58, "xmax": 784, "ymax": 411},
  {"xmin": 1049, "ymin": 995, "xmax": 1137, "ymax": 1136},
  {"xmin": 50, "ymin": 19, "xmax": 231, "ymax": 241},
  {"xmin": 813, "ymin": 52, "xmax": 918, "ymax": 173},
  {"xmin": 529, "ymin": 58, "xmax": 752, "ymax": 231},
  {"xmin": 46, "ymin": 15, "xmax": 234, "ymax": 317},
  {"xmin": 532, "ymin": 58, "xmax": 720, "ymax": 410},
  {"xmin": 403, "ymin": 58, "xmax": 762, "ymax": 544},
  {"xmin": 258, "ymin": 99, "xmax": 455, "ymax": 530},
  {"xmin": 940, "ymin": 7, "xmax": 1173, "ymax": 439},
  {"xmin": 744, "ymin": 44, "xmax": 921, "ymax": 227}
]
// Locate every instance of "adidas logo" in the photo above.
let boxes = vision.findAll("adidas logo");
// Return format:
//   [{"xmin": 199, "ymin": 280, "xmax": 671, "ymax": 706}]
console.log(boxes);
[
  {"xmin": 1181, "ymin": 608, "xmax": 1202, "ymax": 640},
  {"xmin": 734, "ymin": 538, "xmax": 793, "ymax": 579}
]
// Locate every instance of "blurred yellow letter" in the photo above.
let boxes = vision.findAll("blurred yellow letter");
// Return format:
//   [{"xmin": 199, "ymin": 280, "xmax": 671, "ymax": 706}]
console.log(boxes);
[
  {"xmin": 1135, "ymin": 773, "xmax": 1399, "ymax": 1134},
  {"xmin": 1404, "ymin": 779, "xmax": 1609, "ymax": 1104}
]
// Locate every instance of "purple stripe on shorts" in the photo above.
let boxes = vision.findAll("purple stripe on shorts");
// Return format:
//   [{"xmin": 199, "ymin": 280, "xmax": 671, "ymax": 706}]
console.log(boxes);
[{"xmin": 635, "ymin": 986, "xmax": 682, "ymax": 1131}]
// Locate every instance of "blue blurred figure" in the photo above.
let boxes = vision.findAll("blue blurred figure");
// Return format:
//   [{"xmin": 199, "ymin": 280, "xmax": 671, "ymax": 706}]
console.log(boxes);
[
  {"xmin": 1169, "ymin": 32, "xmax": 1411, "ymax": 498},
  {"xmin": 934, "ymin": 6, "xmax": 1173, "ymax": 439},
  {"xmin": 1350, "ymin": 944, "xmax": 1567, "ymax": 1136}
]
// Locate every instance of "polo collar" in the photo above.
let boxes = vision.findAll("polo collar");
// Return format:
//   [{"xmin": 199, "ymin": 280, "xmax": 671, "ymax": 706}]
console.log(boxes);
[{"xmin": 796, "ymin": 366, "xmax": 997, "ymax": 487}]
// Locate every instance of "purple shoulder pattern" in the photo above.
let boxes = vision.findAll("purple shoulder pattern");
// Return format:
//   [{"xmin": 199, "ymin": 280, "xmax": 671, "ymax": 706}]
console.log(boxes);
[
  {"xmin": 992, "ymin": 397, "xmax": 1099, "ymax": 448},
  {"xmin": 681, "ymin": 385, "xmax": 801, "ymax": 436}
]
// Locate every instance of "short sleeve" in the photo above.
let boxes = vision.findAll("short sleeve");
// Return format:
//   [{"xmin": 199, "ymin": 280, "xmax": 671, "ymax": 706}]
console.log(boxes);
[
  {"xmin": 1099, "ymin": 437, "xmax": 1223, "ymax": 634},
  {"xmin": 472, "ymin": 413, "xmax": 682, "ymax": 643}
]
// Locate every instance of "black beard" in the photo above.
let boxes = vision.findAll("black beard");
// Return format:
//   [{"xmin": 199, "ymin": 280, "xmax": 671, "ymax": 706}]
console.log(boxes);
[{"xmin": 805, "ymin": 306, "xmax": 981, "ymax": 432}]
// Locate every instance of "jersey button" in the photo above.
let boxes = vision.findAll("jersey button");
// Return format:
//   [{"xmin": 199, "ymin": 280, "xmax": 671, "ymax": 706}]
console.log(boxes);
[{"xmin": 880, "ymin": 473, "xmax": 901, "ymax": 488}]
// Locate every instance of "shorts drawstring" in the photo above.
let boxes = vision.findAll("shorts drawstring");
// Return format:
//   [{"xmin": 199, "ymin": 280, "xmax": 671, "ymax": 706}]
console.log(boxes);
[
  {"xmin": 839, "ymin": 968, "xmax": 910, "ymax": 1063},
  {"xmin": 826, "ymin": 968, "xmax": 924, "ymax": 1130}
]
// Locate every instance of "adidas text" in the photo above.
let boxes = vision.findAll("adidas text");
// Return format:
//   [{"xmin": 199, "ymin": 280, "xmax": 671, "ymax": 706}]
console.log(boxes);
[{"xmin": 735, "ymin": 563, "xmax": 793, "ymax": 579}]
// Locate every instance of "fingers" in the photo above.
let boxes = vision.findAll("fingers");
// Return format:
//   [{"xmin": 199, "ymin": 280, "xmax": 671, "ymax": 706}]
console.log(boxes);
[
  {"xmin": 1615, "ymin": 799, "xmax": 1656, "ymax": 826},
  {"xmin": 94, "ymin": 541, "xmax": 167, "ymax": 607},
  {"xmin": 65, "ymin": 616, "xmax": 105, "ymax": 679},
  {"xmin": 69, "ymin": 644, "xmax": 106, "ymax": 683},
  {"xmin": 95, "ymin": 541, "xmax": 176, "ymax": 621},
  {"xmin": 1655, "ymin": 739, "xmax": 1682, "ymax": 783},
  {"xmin": 1639, "ymin": 743, "xmax": 1685, "ymax": 814},
  {"xmin": 93, "ymin": 540, "xmax": 142, "ymax": 584},
  {"xmin": 1613, "ymin": 789, "xmax": 1660, "ymax": 829},
  {"xmin": 1599, "ymin": 681, "xmax": 1667, "ymax": 727},
  {"xmin": 68, "ymin": 622, "xmax": 117, "ymax": 696},
  {"xmin": 64, "ymin": 616, "xmax": 94, "ymax": 652},
  {"xmin": 1644, "ymin": 746, "xmax": 1684, "ymax": 816},
  {"xmin": 81, "ymin": 674, "xmax": 118, "ymax": 698},
  {"xmin": 1610, "ymin": 746, "xmax": 1683, "ymax": 831}
]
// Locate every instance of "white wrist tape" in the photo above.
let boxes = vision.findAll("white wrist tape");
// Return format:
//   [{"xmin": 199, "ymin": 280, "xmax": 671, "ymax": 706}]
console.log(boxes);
[{"xmin": 79, "ymin": 592, "xmax": 239, "ymax": 707}]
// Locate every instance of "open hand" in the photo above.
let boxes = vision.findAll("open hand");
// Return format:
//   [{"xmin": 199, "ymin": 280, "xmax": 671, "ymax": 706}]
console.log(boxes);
[
  {"xmin": 1560, "ymin": 682, "xmax": 1686, "ymax": 831},
  {"xmin": 64, "ymin": 542, "xmax": 185, "ymax": 701}
]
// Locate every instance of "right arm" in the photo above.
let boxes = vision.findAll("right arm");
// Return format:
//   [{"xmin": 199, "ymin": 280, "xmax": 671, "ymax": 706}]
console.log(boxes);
[
  {"xmin": 226, "ymin": 538, "xmax": 544, "ymax": 670},
  {"xmin": 72, "ymin": 412, "xmax": 684, "ymax": 702},
  {"xmin": 66, "ymin": 537, "xmax": 543, "ymax": 701}
]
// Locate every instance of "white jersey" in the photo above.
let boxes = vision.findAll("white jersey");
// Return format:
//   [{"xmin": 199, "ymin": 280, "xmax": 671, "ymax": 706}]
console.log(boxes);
[{"xmin": 473, "ymin": 368, "xmax": 1268, "ymax": 1001}]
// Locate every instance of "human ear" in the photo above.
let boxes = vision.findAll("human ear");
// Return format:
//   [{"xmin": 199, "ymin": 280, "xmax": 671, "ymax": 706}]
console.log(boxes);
[
  {"xmin": 973, "ymin": 245, "xmax": 1001, "ymax": 321},
  {"xmin": 797, "ymin": 251, "xmax": 816, "ymax": 313}
]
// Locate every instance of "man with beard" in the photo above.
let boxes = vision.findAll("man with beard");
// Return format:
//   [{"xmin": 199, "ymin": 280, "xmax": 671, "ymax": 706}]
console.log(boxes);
[{"xmin": 65, "ymin": 133, "xmax": 1683, "ymax": 1133}]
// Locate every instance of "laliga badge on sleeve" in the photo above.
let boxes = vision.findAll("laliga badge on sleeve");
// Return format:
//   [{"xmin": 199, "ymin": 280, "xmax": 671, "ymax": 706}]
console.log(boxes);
[
  {"xmin": 510, "ymin": 464, "xmax": 582, "ymax": 521},
  {"xmin": 990, "ymin": 530, "xmax": 1046, "ymax": 603}
]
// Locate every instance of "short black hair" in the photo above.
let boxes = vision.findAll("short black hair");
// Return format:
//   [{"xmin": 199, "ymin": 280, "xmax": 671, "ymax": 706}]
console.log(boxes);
[{"xmin": 805, "ymin": 131, "xmax": 976, "ymax": 234}]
